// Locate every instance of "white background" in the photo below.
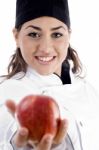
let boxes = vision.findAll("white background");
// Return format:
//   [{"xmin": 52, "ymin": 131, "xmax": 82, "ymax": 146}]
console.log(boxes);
[{"xmin": 0, "ymin": 0, "xmax": 99, "ymax": 92}]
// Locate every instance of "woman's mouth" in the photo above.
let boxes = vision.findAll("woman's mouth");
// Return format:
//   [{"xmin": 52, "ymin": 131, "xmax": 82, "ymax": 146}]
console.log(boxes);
[{"xmin": 35, "ymin": 56, "xmax": 56, "ymax": 64}]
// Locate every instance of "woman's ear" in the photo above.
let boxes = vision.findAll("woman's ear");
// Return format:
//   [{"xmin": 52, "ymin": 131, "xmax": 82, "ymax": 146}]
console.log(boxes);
[
  {"xmin": 67, "ymin": 28, "xmax": 71, "ymax": 48},
  {"xmin": 68, "ymin": 28, "xmax": 72, "ymax": 39},
  {"xmin": 12, "ymin": 28, "xmax": 19, "ymax": 47}
]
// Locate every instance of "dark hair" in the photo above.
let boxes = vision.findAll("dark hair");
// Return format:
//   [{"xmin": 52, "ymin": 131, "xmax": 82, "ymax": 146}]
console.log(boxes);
[{"xmin": 1, "ymin": 26, "xmax": 82, "ymax": 80}]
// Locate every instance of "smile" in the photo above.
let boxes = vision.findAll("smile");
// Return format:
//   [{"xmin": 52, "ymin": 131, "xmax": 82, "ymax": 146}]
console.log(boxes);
[{"xmin": 35, "ymin": 56, "xmax": 56, "ymax": 62}]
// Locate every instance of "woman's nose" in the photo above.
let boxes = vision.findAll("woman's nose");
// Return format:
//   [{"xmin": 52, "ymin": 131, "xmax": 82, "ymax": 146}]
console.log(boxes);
[{"xmin": 37, "ymin": 37, "xmax": 53, "ymax": 54}]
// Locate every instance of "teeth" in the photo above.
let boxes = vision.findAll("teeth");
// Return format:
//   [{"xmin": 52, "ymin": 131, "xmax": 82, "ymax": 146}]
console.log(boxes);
[{"xmin": 37, "ymin": 56, "xmax": 54, "ymax": 62}]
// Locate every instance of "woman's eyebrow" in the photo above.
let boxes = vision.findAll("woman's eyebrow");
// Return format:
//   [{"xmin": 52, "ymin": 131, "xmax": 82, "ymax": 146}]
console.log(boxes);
[
  {"xmin": 51, "ymin": 26, "xmax": 66, "ymax": 31},
  {"xmin": 25, "ymin": 25, "xmax": 42, "ymax": 31},
  {"xmin": 25, "ymin": 25, "xmax": 66, "ymax": 31}
]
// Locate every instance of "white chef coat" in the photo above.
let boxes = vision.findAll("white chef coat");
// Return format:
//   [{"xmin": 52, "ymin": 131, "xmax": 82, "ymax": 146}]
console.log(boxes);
[{"xmin": 0, "ymin": 67, "xmax": 99, "ymax": 150}]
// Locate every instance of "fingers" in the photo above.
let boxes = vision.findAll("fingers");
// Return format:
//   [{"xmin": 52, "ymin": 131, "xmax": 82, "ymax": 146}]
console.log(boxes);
[
  {"xmin": 5, "ymin": 100, "xmax": 16, "ymax": 117},
  {"xmin": 36, "ymin": 134, "xmax": 53, "ymax": 150},
  {"xmin": 54, "ymin": 119, "xmax": 68, "ymax": 145},
  {"xmin": 13, "ymin": 127, "xmax": 29, "ymax": 147}
]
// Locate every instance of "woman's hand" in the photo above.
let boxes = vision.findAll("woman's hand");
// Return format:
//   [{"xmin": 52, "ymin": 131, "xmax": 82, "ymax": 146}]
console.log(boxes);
[{"xmin": 5, "ymin": 100, "xmax": 68, "ymax": 150}]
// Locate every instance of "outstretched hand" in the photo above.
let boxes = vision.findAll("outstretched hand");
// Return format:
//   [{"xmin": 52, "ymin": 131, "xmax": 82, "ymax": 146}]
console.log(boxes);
[{"xmin": 5, "ymin": 100, "xmax": 68, "ymax": 150}]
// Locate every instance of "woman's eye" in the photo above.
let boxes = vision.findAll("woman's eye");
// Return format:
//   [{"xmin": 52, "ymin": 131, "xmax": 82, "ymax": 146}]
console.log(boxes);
[
  {"xmin": 28, "ymin": 32, "xmax": 40, "ymax": 38},
  {"xmin": 52, "ymin": 33, "xmax": 63, "ymax": 38}
]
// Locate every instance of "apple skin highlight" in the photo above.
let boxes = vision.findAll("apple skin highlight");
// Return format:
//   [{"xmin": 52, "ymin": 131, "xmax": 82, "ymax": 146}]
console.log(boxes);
[{"xmin": 16, "ymin": 94, "xmax": 60, "ymax": 142}]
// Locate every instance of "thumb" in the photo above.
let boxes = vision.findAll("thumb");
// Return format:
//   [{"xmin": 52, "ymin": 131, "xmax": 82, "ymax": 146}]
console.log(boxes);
[{"xmin": 5, "ymin": 100, "xmax": 16, "ymax": 117}]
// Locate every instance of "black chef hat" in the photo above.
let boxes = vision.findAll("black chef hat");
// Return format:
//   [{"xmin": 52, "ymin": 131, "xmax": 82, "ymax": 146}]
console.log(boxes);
[{"xmin": 15, "ymin": 0, "xmax": 70, "ymax": 29}]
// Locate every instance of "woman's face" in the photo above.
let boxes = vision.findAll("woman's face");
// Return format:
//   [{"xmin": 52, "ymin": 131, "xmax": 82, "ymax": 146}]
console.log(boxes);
[{"xmin": 13, "ymin": 17, "xmax": 70, "ymax": 75}]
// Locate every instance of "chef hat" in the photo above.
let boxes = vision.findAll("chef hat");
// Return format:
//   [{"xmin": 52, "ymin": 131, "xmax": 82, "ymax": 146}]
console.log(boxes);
[{"xmin": 15, "ymin": 0, "xmax": 70, "ymax": 28}]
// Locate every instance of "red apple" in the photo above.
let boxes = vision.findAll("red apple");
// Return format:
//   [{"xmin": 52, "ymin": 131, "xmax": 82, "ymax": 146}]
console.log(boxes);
[{"xmin": 16, "ymin": 94, "xmax": 60, "ymax": 142}]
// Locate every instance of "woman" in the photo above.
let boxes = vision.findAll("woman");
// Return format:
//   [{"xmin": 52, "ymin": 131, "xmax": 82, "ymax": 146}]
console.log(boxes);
[{"xmin": 0, "ymin": 0, "xmax": 99, "ymax": 150}]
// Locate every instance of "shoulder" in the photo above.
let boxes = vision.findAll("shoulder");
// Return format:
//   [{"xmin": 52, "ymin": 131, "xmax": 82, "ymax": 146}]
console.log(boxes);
[
  {"xmin": 0, "ymin": 76, "xmax": 6, "ymax": 84},
  {"xmin": 0, "ymin": 72, "xmax": 39, "ymax": 104},
  {"xmin": 83, "ymin": 79, "xmax": 99, "ymax": 99},
  {"xmin": 0, "ymin": 72, "xmax": 25, "ymax": 83},
  {"xmin": 72, "ymin": 75, "xmax": 99, "ymax": 101}
]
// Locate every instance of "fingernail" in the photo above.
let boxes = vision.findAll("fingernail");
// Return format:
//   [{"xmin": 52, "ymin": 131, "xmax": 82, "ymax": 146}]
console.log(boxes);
[
  {"xmin": 45, "ymin": 134, "xmax": 53, "ymax": 143},
  {"xmin": 19, "ymin": 128, "xmax": 28, "ymax": 136}
]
